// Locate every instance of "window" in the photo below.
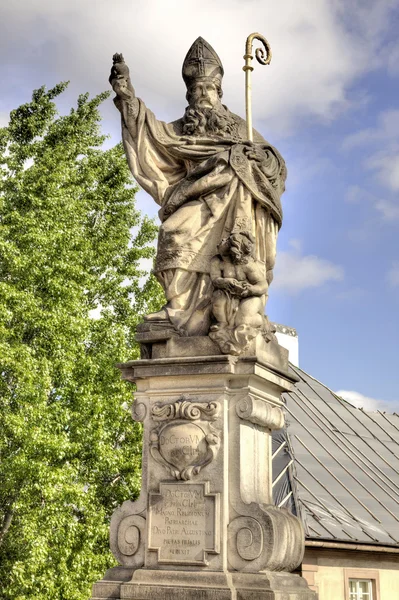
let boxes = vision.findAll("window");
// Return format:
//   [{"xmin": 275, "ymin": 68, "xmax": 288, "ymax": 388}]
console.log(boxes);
[
  {"xmin": 349, "ymin": 579, "xmax": 373, "ymax": 600},
  {"xmin": 345, "ymin": 570, "xmax": 379, "ymax": 600}
]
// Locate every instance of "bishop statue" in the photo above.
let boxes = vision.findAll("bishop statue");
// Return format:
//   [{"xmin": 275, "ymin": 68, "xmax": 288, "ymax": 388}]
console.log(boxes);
[
  {"xmin": 109, "ymin": 37, "xmax": 286, "ymax": 355},
  {"xmin": 94, "ymin": 36, "xmax": 316, "ymax": 600}
]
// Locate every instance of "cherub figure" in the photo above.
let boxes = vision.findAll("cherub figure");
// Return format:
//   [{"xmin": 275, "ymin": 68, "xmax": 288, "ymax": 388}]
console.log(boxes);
[{"xmin": 209, "ymin": 231, "xmax": 268, "ymax": 355}]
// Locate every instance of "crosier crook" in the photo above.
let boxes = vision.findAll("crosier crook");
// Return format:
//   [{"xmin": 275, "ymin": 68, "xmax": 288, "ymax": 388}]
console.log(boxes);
[{"xmin": 243, "ymin": 33, "xmax": 272, "ymax": 142}]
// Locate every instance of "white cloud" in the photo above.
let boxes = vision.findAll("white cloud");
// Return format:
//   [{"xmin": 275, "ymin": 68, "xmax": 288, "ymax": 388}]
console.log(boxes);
[
  {"xmin": 345, "ymin": 185, "xmax": 366, "ymax": 203},
  {"xmin": 375, "ymin": 199, "xmax": 399, "ymax": 221},
  {"xmin": 273, "ymin": 245, "xmax": 344, "ymax": 294},
  {"xmin": 23, "ymin": 157, "xmax": 34, "ymax": 170},
  {"xmin": 387, "ymin": 263, "xmax": 399, "ymax": 287},
  {"xmin": 344, "ymin": 185, "xmax": 399, "ymax": 222},
  {"xmin": 343, "ymin": 109, "xmax": 399, "ymax": 150},
  {"xmin": 342, "ymin": 108, "xmax": 399, "ymax": 216},
  {"xmin": 336, "ymin": 389, "xmax": 398, "ymax": 413},
  {"xmin": 365, "ymin": 151, "xmax": 399, "ymax": 192},
  {"xmin": 288, "ymin": 239, "xmax": 303, "ymax": 253},
  {"xmin": 0, "ymin": 1, "xmax": 397, "ymax": 136},
  {"xmin": 88, "ymin": 304, "xmax": 102, "ymax": 320}
]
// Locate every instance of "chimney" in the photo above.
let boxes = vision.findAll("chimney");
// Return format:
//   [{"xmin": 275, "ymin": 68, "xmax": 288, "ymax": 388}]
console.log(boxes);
[{"xmin": 272, "ymin": 323, "xmax": 299, "ymax": 367}]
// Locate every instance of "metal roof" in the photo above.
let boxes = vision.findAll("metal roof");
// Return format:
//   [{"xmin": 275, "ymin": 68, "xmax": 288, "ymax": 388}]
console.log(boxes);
[{"xmin": 272, "ymin": 365, "xmax": 399, "ymax": 547}]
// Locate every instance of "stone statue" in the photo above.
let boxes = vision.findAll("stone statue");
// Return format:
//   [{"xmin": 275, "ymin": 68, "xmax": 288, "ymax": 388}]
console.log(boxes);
[
  {"xmin": 109, "ymin": 37, "xmax": 286, "ymax": 351},
  {"xmin": 209, "ymin": 231, "xmax": 268, "ymax": 355},
  {"xmin": 90, "ymin": 37, "xmax": 316, "ymax": 600}
]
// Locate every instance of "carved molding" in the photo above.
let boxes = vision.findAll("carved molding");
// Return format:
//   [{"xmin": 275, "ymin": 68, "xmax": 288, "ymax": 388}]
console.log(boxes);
[
  {"xmin": 117, "ymin": 515, "xmax": 146, "ymax": 557},
  {"xmin": 236, "ymin": 396, "xmax": 284, "ymax": 430},
  {"xmin": 151, "ymin": 398, "xmax": 219, "ymax": 422}
]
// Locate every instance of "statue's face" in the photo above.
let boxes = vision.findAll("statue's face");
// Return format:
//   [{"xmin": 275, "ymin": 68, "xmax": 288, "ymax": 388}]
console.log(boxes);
[
  {"xmin": 218, "ymin": 238, "xmax": 230, "ymax": 256},
  {"xmin": 190, "ymin": 81, "xmax": 220, "ymax": 109}
]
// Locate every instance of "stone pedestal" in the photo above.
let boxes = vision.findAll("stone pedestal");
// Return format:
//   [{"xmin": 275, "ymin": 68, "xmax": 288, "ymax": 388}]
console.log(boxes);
[{"xmin": 91, "ymin": 339, "xmax": 317, "ymax": 600}]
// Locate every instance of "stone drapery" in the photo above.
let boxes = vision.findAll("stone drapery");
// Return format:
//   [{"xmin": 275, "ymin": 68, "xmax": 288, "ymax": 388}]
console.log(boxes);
[{"xmin": 117, "ymin": 97, "xmax": 285, "ymax": 335}]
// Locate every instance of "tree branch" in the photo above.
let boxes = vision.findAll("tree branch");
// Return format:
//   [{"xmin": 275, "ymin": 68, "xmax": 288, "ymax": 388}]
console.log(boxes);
[{"xmin": 0, "ymin": 509, "xmax": 14, "ymax": 546}]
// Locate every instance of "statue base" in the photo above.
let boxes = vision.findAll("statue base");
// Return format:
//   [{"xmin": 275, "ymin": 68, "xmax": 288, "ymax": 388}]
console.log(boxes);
[
  {"xmin": 135, "ymin": 320, "xmax": 285, "ymax": 367},
  {"xmin": 92, "ymin": 568, "xmax": 315, "ymax": 599},
  {"xmin": 90, "ymin": 339, "xmax": 316, "ymax": 600}
]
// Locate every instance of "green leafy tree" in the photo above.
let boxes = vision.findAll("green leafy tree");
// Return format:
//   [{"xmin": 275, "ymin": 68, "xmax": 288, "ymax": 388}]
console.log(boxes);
[{"xmin": 0, "ymin": 83, "xmax": 163, "ymax": 599}]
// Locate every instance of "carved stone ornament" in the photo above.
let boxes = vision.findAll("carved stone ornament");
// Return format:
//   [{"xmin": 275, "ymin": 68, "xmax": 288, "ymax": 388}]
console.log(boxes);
[
  {"xmin": 209, "ymin": 231, "xmax": 269, "ymax": 356},
  {"xmin": 236, "ymin": 396, "xmax": 284, "ymax": 430},
  {"xmin": 148, "ymin": 399, "xmax": 220, "ymax": 479},
  {"xmin": 150, "ymin": 420, "xmax": 220, "ymax": 481},
  {"xmin": 132, "ymin": 401, "xmax": 147, "ymax": 422},
  {"xmin": 116, "ymin": 514, "xmax": 146, "ymax": 561},
  {"xmin": 228, "ymin": 506, "xmax": 304, "ymax": 572},
  {"xmin": 110, "ymin": 504, "xmax": 146, "ymax": 568},
  {"xmin": 151, "ymin": 398, "xmax": 219, "ymax": 422},
  {"xmin": 228, "ymin": 516, "xmax": 264, "ymax": 562}
]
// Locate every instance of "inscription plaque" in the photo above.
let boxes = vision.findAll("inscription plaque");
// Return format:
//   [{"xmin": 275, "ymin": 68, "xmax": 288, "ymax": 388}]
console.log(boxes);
[{"xmin": 148, "ymin": 481, "xmax": 220, "ymax": 565}]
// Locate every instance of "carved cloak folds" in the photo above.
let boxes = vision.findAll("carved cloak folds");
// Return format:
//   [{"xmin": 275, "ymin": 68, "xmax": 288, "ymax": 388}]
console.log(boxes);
[{"xmin": 117, "ymin": 97, "xmax": 287, "ymax": 335}]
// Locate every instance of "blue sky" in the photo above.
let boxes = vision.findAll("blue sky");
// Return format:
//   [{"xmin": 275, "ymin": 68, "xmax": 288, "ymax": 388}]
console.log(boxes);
[{"xmin": 1, "ymin": 0, "xmax": 398, "ymax": 409}]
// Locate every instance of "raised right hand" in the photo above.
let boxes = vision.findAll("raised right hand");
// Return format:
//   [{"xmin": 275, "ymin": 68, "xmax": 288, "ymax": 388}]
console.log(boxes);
[{"xmin": 109, "ymin": 54, "xmax": 135, "ymax": 100}]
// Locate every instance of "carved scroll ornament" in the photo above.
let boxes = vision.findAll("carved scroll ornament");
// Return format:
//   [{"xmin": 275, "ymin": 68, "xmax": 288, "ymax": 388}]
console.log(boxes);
[
  {"xmin": 151, "ymin": 398, "xmax": 219, "ymax": 422},
  {"xmin": 110, "ymin": 506, "xmax": 146, "ymax": 568},
  {"xmin": 228, "ymin": 505, "xmax": 304, "ymax": 572},
  {"xmin": 236, "ymin": 396, "xmax": 284, "ymax": 430}
]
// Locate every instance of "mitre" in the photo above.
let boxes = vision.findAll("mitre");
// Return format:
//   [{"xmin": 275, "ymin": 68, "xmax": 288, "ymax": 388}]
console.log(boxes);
[{"xmin": 182, "ymin": 37, "xmax": 224, "ymax": 88}]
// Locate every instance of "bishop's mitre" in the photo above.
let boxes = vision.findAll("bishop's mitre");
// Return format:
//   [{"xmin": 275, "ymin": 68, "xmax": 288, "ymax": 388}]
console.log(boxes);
[{"xmin": 182, "ymin": 37, "xmax": 224, "ymax": 89}]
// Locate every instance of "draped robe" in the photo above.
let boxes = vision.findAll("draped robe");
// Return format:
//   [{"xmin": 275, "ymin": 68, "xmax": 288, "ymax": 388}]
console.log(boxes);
[{"xmin": 117, "ymin": 96, "xmax": 287, "ymax": 336}]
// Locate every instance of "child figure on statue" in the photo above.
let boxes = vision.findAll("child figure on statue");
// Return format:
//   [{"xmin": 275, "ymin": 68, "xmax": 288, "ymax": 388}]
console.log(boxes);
[{"xmin": 209, "ymin": 231, "xmax": 268, "ymax": 355}]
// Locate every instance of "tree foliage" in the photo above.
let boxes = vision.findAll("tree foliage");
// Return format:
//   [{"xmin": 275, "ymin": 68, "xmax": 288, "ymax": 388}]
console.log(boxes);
[{"xmin": 0, "ymin": 83, "xmax": 163, "ymax": 599}]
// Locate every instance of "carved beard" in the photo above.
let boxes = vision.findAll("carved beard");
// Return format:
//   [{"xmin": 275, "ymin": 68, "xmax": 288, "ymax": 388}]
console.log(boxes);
[{"xmin": 182, "ymin": 104, "xmax": 235, "ymax": 137}]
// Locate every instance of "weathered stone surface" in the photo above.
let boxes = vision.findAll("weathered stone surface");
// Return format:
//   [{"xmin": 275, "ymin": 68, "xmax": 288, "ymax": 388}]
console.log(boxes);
[
  {"xmin": 236, "ymin": 395, "xmax": 284, "ymax": 429},
  {"xmin": 166, "ymin": 336, "xmax": 220, "ymax": 358},
  {"xmin": 109, "ymin": 38, "xmax": 287, "ymax": 353},
  {"xmin": 117, "ymin": 353, "xmax": 296, "ymax": 387},
  {"xmin": 135, "ymin": 321, "xmax": 180, "ymax": 359},
  {"xmin": 136, "ymin": 321, "xmax": 180, "ymax": 344},
  {"xmin": 149, "ymin": 419, "xmax": 220, "ymax": 481},
  {"xmin": 91, "ymin": 36, "xmax": 315, "ymax": 599},
  {"xmin": 91, "ymin": 352, "xmax": 317, "ymax": 600},
  {"xmin": 209, "ymin": 231, "xmax": 269, "ymax": 355},
  {"xmin": 92, "ymin": 569, "xmax": 316, "ymax": 599},
  {"xmin": 148, "ymin": 481, "xmax": 220, "ymax": 565}
]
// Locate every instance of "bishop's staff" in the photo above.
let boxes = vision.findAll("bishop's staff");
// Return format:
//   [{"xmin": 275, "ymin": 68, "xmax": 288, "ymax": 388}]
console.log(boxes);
[{"xmin": 243, "ymin": 33, "xmax": 272, "ymax": 142}]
